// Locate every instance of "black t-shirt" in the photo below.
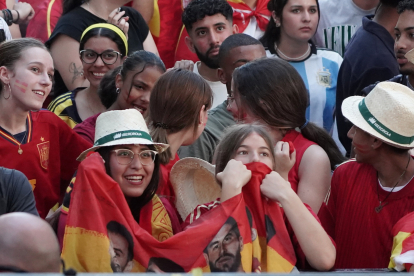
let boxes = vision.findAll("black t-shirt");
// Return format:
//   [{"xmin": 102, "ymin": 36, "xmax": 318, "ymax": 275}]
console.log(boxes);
[
  {"xmin": 0, "ymin": 167, "xmax": 39, "ymax": 216},
  {"xmin": 46, "ymin": 6, "xmax": 149, "ymax": 98}
]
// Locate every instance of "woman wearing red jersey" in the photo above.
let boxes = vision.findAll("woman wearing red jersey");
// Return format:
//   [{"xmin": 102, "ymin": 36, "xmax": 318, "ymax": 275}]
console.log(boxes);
[
  {"xmin": 229, "ymin": 58, "xmax": 346, "ymax": 213},
  {"xmin": 0, "ymin": 38, "xmax": 91, "ymax": 218}
]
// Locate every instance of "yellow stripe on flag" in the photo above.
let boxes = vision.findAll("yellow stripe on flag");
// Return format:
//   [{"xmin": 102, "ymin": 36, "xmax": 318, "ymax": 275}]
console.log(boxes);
[{"xmin": 389, "ymin": 231, "xmax": 411, "ymax": 269}]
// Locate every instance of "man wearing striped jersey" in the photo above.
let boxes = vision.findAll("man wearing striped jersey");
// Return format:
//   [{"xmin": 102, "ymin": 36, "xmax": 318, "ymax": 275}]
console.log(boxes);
[
  {"xmin": 319, "ymin": 82, "xmax": 414, "ymax": 269},
  {"xmin": 314, "ymin": 0, "xmax": 378, "ymax": 56}
]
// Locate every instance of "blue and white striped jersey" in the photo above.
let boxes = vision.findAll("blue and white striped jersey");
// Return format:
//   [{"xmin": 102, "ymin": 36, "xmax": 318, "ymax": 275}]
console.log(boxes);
[{"xmin": 267, "ymin": 45, "xmax": 345, "ymax": 154}]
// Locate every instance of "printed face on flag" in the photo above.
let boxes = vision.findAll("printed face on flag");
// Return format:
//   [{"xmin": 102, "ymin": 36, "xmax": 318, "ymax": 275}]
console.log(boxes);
[
  {"xmin": 107, "ymin": 221, "xmax": 134, "ymax": 273},
  {"xmin": 204, "ymin": 217, "xmax": 244, "ymax": 272}
]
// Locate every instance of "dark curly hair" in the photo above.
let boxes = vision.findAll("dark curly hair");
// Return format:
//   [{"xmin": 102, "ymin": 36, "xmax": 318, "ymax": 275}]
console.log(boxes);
[
  {"xmin": 98, "ymin": 50, "xmax": 166, "ymax": 109},
  {"xmin": 397, "ymin": 0, "xmax": 414, "ymax": 13},
  {"xmin": 182, "ymin": 0, "xmax": 233, "ymax": 31},
  {"xmin": 260, "ymin": 0, "xmax": 320, "ymax": 54}
]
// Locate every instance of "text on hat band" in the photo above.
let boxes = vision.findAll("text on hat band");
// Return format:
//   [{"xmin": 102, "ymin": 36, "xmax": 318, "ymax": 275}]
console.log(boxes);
[
  {"xmin": 358, "ymin": 99, "xmax": 414, "ymax": 145},
  {"xmin": 94, "ymin": 130, "xmax": 153, "ymax": 146}
]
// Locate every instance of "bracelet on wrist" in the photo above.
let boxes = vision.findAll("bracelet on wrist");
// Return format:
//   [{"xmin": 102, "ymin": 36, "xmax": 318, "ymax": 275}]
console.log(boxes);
[
  {"xmin": 4, "ymin": 9, "xmax": 13, "ymax": 26},
  {"xmin": 12, "ymin": 10, "xmax": 19, "ymax": 24}
]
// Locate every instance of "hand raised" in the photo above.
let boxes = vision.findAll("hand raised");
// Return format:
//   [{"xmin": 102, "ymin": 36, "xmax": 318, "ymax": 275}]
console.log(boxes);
[
  {"xmin": 274, "ymin": 141, "xmax": 296, "ymax": 181},
  {"xmin": 108, "ymin": 8, "xmax": 129, "ymax": 40},
  {"xmin": 260, "ymin": 171, "xmax": 293, "ymax": 203},
  {"xmin": 173, "ymin": 60, "xmax": 195, "ymax": 71}
]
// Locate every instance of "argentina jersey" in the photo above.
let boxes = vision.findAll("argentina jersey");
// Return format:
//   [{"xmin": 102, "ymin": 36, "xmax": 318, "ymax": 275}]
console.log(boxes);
[
  {"xmin": 267, "ymin": 46, "xmax": 342, "ymax": 135},
  {"xmin": 267, "ymin": 46, "xmax": 346, "ymax": 154}
]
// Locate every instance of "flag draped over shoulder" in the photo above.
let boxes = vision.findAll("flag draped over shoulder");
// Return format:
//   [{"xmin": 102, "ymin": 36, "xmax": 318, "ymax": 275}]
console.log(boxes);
[
  {"xmin": 61, "ymin": 154, "xmax": 296, "ymax": 273},
  {"xmin": 389, "ymin": 212, "xmax": 414, "ymax": 271}
]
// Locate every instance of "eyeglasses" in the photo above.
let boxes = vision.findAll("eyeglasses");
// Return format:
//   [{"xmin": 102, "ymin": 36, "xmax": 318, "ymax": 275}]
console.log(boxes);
[
  {"xmin": 80, "ymin": 49, "xmax": 122, "ymax": 65},
  {"xmin": 111, "ymin": 149, "xmax": 158, "ymax": 166}
]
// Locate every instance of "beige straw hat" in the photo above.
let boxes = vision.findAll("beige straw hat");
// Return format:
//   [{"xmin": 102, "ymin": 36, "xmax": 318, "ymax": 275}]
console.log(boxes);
[
  {"xmin": 405, "ymin": 48, "xmax": 414, "ymax": 64},
  {"xmin": 342, "ymin": 81, "xmax": 414, "ymax": 149},
  {"xmin": 170, "ymin": 157, "xmax": 222, "ymax": 221},
  {"xmin": 77, "ymin": 109, "xmax": 169, "ymax": 161}
]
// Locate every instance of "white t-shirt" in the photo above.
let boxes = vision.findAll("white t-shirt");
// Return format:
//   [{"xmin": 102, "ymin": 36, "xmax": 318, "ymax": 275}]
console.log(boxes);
[
  {"xmin": 0, "ymin": 17, "xmax": 12, "ymax": 41},
  {"xmin": 314, "ymin": 0, "xmax": 376, "ymax": 56},
  {"xmin": 193, "ymin": 61, "xmax": 228, "ymax": 109}
]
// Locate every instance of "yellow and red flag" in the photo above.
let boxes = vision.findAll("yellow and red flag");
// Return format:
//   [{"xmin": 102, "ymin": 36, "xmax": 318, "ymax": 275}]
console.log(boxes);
[
  {"xmin": 389, "ymin": 212, "xmax": 414, "ymax": 271},
  {"xmin": 61, "ymin": 154, "xmax": 296, "ymax": 273}
]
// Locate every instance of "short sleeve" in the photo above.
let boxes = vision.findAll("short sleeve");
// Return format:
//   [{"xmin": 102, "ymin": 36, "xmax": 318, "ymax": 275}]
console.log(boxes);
[
  {"xmin": 2, "ymin": 168, "xmax": 39, "ymax": 216},
  {"xmin": 123, "ymin": 7, "xmax": 149, "ymax": 49}
]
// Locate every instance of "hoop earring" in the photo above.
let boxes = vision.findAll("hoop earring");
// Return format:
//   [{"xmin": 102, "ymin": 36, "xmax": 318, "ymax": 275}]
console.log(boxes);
[
  {"xmin": 116, "ymin": 88, "xmax": 120, "ymax": 94},
  {"xmin": 3, "ymin": 83, "xmax": 11, "ymax": 100},
  {"xmin": 275, "ymin": 22, "xmax": 281, "ymax": 27}
]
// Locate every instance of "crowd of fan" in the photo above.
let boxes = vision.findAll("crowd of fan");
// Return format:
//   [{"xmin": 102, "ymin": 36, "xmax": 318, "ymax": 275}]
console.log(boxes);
[{"xmin": 1, "ymin": 0, "xmax": 414, "ymax": 273}]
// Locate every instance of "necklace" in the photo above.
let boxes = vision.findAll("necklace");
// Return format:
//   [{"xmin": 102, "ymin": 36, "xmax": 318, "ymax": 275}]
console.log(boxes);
[
  {"xmin": 17, "ymin": 130, "xmax": 27, "ymax": 155},
  {"xmin": 275, "ymin": 43, "xmax": 311, "ymax": 61},
  {"xmin": 375, "ymin": 155, "xmax": 411, "ymax": 213}
]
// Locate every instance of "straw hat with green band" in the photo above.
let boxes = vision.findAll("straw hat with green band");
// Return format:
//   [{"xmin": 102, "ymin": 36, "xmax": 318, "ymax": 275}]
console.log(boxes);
[
  {"xmin": 77, "ymin": 109, "xmax": 168, "ymax": 161},
  {"xmin": 81, "ymin": 23, "xmax": 128, "ymax": 55},
  {"xmin": 342, "ymin": 82, "xmax": 414, "ymax": 149}
]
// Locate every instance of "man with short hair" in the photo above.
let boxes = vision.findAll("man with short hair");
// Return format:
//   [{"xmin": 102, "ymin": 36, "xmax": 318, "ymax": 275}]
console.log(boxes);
[
  {"xmin": 360, "ymin": 0, "xmax": 414, "ymax": 94},
  {"xmin": 336, "ymin": 0, "xmax": 403, "ymax": 156},
  {"xmin": 204, "ymin": 216, "xmax": 244, "ymax": 272},
  {"xmin": 107, "ymin": 220, "xmax": 135, "ymax": 273},
  {"xmin": 179, "ymin": 34, "xmax": 266, "ymax": 162},
  {"xmin": 181, "ymin": 0, "xmax": 238, "ymax": 108},
  {"xmin": 319, "ymin": 81, "xmax": 414, "ymax": 268},
  {"xmin": 0, "ymin": 212, "xmax": 60, "ymax": 272}
]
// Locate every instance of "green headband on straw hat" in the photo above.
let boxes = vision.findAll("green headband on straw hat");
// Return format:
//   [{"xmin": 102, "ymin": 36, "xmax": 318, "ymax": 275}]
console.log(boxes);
[
  {"xmin": 342, "ymin": 82, "xmax": 414, "ymax": 149},
  {"xmin": 81, "ymin": 23, "xmax": 128, "ymax": 55},
  {"xmin": 77, "ymin": 109, "xmax": 169, "ymax": 161}
]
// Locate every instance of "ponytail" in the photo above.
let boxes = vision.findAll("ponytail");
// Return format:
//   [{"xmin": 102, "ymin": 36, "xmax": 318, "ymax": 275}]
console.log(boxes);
[
  {"xmin": 149, "ymin": 126, "xmax": 172, "ymax": 165},
  {"xmin": 301, "ymin": 122, "xmax": 346, "ymax": 170},
  {"xmin": 149, "ymin": 69, "xmax": 212, "ymax": 165}
]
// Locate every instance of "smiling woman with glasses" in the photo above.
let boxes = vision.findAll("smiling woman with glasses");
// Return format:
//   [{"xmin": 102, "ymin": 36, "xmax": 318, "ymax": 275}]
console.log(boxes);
[
  {"xmin": 57, "ymin": 109, "xmax": 183, "ymax": 258},
  {"xmin": 48, "ymin": 23, "xmax": 127, "ymax": 129}
]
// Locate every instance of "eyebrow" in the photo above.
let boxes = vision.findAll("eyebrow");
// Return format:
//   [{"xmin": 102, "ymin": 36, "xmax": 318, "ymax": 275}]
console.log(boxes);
[
  {"xmin": 194, "ymin": 22, "xmax": 226, "ymax": 32},
  {"xmin": 114, "ymin": 248, "xmax": 124, "ymax": 256},
  {"xmin": 208, "ymin": 241, "xmax": 219, "ymax": 249},
  {"xmin": 290, "ymin": 5, "xmax": 318, "ymax": 8},
  {"xmin": 232, "ymin": 59, "xmax": 250, "ymax": 65},
  {"xmin": 28, "ymin": 61, "xmax": 55, "ymax": 72},
  {"xmin": 401, "ymin": 27, "xmax": 414, "ymax": 31},
  {"xmin": 133, "ymin": 80, "xmax": 148, "ymax": 87}
]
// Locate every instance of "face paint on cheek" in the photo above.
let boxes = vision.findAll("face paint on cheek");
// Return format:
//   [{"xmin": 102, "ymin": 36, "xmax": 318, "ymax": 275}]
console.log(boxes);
[
  {"xmin": 352, "ymin": 141, "xmax": 371, "ymax": 154},
  {"xmin": 15, "ymin": 80, "xmax": 28, "ymax": 93}
]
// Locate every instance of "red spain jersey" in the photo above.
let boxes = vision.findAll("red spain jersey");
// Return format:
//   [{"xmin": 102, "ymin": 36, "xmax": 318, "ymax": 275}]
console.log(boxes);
[{"xmin": 0, "ymin": 110, "xmax": 91, "ymax": 218}]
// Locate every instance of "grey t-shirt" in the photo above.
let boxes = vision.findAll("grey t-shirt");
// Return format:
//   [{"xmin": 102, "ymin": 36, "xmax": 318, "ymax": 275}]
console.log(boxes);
[
  {"xmin": 179, "ymin": 101, "xmax": 236, "ymax": 163},
  {"xmin": 0, "ymin": 167, "xmax": 39, "ymax": 216}
]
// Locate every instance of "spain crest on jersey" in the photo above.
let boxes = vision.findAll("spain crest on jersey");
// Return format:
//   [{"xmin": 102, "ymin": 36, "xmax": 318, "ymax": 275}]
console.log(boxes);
[{"xmin": 37, "ymin": 141, "xmax": 50, "ymax": 169}]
